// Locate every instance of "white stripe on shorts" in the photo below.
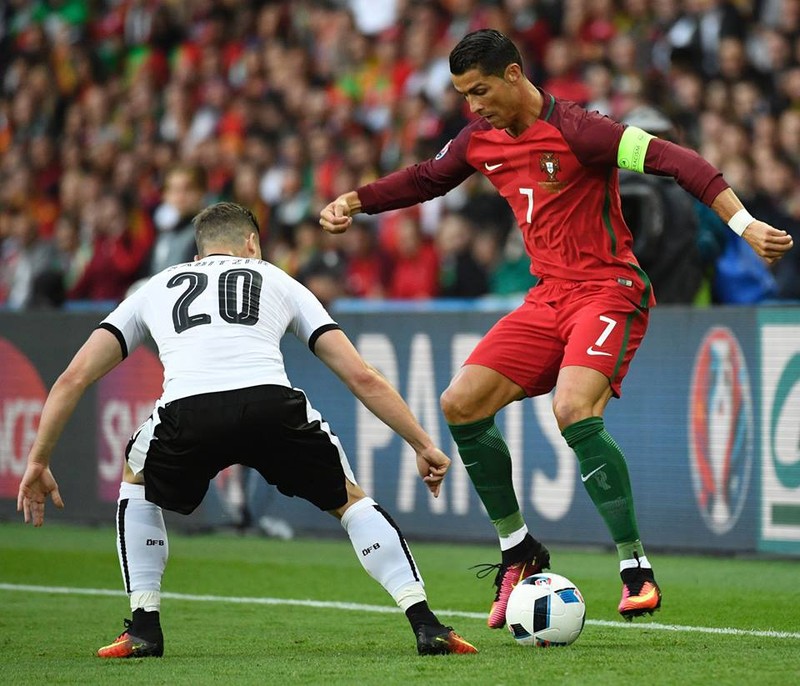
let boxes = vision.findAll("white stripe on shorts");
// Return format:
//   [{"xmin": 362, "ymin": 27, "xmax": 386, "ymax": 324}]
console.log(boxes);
[
  {"xmin": 126, "ymin": 399, "xmax": 165, "ymax": 475},
  {"xmin": 297, "ymin": 388, "xmax": 357, "ymax": 485}
]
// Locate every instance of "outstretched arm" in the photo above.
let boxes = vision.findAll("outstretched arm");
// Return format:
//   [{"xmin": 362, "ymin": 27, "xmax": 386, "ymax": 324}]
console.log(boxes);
[
  {"xmin": 18, "ymin": 328, "xmax": 124, "ymax": 526},
  {"xmin": 313, "ymin": 328, "xmax": 450, "ymax": 497},
  {"xmin": 612, "ymin": 125, "xmax": 795, "ymax": 263},
  {"xmin": 319, "ymin": 126, "xmax": 477, "ymax": 235},
  {"xmin": 710, "ymin": 187, "xmax": 794, "ymax": 264},
  {"xmin": 623, "ymin": 129, "xmax": 795, "ymax": 263}
]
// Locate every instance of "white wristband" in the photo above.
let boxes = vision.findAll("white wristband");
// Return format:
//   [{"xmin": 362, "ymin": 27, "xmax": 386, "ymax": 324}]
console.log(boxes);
[{"xmin": 728, "ymin": 208, "xmax": 755, "ymax": 236}]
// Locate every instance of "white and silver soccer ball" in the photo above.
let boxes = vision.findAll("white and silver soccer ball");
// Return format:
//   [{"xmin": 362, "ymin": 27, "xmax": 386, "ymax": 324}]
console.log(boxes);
[{"xmin": 505, "ymin": 573, "xmax": 586, "ymax": 647}]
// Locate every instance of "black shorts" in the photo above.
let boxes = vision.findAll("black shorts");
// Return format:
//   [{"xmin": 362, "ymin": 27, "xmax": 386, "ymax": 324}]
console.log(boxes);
[{"xmin": 125, "ymin": 385, "xmax": 354, "ymax": 515}]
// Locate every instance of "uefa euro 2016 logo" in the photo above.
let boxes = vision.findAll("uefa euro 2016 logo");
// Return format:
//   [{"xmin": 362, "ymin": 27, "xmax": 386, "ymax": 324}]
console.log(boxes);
[{"xmin": 689, "ymin": 327, "xmax": 754, "ymax": 535}]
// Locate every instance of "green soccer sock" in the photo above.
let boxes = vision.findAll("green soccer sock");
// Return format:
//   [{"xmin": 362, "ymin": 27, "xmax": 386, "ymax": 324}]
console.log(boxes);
[
  {"xmin": 562, "ymin": 416, "xmax": 645, "ymax": 561},
  {"xmin": 448, "ymin": 416, "xmax": 522, "ymax": 538}
]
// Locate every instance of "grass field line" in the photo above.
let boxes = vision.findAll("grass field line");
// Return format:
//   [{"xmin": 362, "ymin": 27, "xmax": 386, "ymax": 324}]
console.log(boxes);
[{"xmin": 3, "ymin": 582, "xmax": 799, "ymax": 641}]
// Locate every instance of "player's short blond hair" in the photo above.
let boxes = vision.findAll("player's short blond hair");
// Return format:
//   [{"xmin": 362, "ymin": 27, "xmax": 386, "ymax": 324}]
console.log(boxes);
[{"xmin": 192, "ymin": 202, "xmax": 260, "ymax": 256}]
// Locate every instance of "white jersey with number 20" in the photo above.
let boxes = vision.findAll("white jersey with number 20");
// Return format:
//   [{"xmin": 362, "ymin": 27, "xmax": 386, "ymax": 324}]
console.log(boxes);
[{"xmin": 101, "ymin": 256, "xmax": 337, "ymax": 403}]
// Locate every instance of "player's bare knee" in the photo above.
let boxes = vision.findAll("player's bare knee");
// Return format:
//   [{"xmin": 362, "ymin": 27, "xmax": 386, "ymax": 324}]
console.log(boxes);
[
  {"xmin": 440, "ymin": 385, "xmax": 473, "ymax": 424},
  {"xmin": 552, "ymin": 393, "xmax": 594, "ymax": 430}
]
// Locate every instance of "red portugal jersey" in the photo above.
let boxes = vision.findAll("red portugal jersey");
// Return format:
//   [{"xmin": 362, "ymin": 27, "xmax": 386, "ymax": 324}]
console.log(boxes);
[{"xmin": 357, "ymin": 90, "xmax": 729, "ymax": 309}]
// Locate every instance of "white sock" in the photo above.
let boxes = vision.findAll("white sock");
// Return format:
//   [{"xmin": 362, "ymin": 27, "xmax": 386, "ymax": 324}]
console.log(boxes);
[
  {"xmin": 499, "ymin": 524, "xmax": 529, "ymax": 551},
  {"xmin": 620, "ymin": 555, "xmax": 652, "ymax": 571},
  {"xmin": 117, "ymin": 482, "xmax": 168, "ymax": 613},
  {"xmin": 340, "ymin": 497, "xmax": 426, "ymax": 610}
]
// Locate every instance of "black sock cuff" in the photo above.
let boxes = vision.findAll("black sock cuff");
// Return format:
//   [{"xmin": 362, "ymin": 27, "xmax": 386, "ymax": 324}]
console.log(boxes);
[
  {"xmin": 405, "ymin": 601, "xmax": 439, "ymax": 632},
  {"xmin": 501, "ymin": 534, "xmax": 536, "ymax": 565},
  {"xmin": 132, "ymin": 608, "xmax": 161, "ymax": 627}
]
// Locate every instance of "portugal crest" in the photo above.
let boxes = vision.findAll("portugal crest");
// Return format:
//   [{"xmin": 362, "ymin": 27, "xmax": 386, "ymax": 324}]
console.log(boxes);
[
  {"xmin": 538, "ymin": 153, "xmax": 565, "ymax": 191},
  {"xmin": 539, "ymin": 152, "xmax": 560, "ymax": 181}
]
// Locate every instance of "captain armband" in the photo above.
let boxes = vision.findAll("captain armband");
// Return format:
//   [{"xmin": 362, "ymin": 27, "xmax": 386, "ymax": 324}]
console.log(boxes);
[
  {"xmin": 727, "ymin": 208, "xmax": 755, "ymax": 236},
  {"xmin": 617, "ymin": 126, "xmax": 655, "ymax": 174}
]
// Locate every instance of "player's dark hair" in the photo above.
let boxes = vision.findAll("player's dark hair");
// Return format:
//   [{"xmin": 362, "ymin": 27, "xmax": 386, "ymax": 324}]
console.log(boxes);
[
  {"xmin": 192, "ymin": 202, "xmax": 260, "ymax": 255},
  {"xmin": 449, "ymin": 29, "xmax": 523, "ymax": 77}
]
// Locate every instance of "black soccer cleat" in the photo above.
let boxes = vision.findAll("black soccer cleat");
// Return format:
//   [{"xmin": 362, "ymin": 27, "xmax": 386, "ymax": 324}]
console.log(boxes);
[{"xmin": 415, "ymin": 624, "xmax": 478, "ymax": 655}]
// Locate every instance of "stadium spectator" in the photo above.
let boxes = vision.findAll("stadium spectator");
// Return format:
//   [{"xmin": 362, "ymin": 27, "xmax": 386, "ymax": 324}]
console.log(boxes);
[
  {"xmin": 663, "ymin": 0, "xmax": 747, "ymax": 77},
  {"xmin": 143, "ymin": 164, "xmax": 206, "ymax": 278},
  {"xmin": 541, "ymin": 36, "xmax": 591, "ymax": 104},
  {"xmin": 296, "ymin": 224, "xmax": 349, "ymax": 308},
  {"xmin": 341, "ymin": 219, "xmax": 388, "ymax": 299},
  {"xmin": 68, "ymin": 193, "xmax": 154, "ymax": 302},
  {"xmin": 0, "ymin": 209, "xmax": 59, "ymax": 309},
  {"xmin": 435, "ymin": 211, "xmax": 490, "ymax": 298},
  {"xmin": 52, "ymin": 213, "xmax": 92, "ymax": 293},
  {"xmin": 227, "ymin": 161, "xmax": 270, "ymax": 246},
  {"xmin": 386, "ymin": 211, "xmax": 440, "ymax": 299},
  {"xmin": 583, "ymin": 60, "xmax": 615, "ymax": 115}
]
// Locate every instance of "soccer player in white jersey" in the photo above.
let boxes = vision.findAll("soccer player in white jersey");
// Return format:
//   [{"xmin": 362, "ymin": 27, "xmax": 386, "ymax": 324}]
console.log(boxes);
[{"xmin": 16, "ymin": 202, "xmax": 477, "ymax": 658}]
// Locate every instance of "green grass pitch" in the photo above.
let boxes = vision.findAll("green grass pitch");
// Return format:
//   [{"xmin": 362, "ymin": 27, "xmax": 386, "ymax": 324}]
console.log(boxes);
[{"xmin": 1, "ymin": 522, "xmax": 798, "ymax": 685}]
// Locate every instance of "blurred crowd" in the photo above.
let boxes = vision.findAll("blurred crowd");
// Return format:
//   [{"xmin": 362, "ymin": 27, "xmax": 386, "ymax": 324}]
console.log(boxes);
[{"xmin": 1, "ymin": 0, "xmax": 799, "ymax": 310}]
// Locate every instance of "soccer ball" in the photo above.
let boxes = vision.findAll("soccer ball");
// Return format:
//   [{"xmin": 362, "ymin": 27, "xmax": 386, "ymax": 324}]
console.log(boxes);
[{"xmin": 505, "ymin": 573, "xmax": 586, "ymax": 647}]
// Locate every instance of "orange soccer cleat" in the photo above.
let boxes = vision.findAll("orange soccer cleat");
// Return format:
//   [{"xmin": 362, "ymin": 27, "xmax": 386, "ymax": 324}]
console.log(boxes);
[
  {"xmin": 96, "ymin": 618, "xmax": 163, "ymax": 658},
  {"xmin": 416, "ymin": 624, "xmax": 478, "ymax": 655},
  {"xmin": 618, "ymin": 565, "xmax": 662, "ymax": 620}
]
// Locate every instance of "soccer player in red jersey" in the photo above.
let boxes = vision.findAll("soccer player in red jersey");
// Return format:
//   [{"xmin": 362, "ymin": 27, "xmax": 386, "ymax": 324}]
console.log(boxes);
[{"xmin": 320, "ymin": 29, "xmax": 793, "ymax": 625}]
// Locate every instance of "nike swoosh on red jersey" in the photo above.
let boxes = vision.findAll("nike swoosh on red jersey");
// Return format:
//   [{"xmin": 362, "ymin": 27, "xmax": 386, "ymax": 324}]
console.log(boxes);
[{"xmin": 586, "ymin": 346, "xmax": 612, "ymax": 356}]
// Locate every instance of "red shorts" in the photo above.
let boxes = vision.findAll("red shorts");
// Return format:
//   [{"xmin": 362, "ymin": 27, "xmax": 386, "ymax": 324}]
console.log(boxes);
[{"xmin": 465, "ymin": 280, "xmax": 649, "ymax": 398}]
